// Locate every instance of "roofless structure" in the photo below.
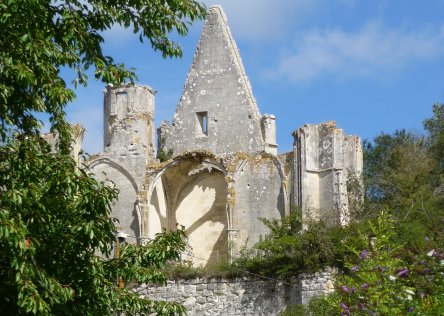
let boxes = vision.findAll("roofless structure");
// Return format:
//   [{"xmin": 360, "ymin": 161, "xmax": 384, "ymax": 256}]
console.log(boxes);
[{"xmin": 87, "ymin": 6, "xmax": 363, "ymax": 267}]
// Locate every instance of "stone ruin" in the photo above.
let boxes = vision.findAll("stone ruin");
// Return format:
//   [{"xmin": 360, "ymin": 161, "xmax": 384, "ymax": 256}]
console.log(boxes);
[{"xmin": 86, "ymin": 6, "xmax": 363, "ymax": 267}]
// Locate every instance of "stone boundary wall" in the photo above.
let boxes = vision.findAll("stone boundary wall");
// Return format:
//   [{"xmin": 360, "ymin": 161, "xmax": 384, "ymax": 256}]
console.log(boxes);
[
  {"xmin": 299, "ymin": 270, "xmax": 336, "ymax": 305},
  {"xmin": 132, "ymin": 269, "xmax": 336, "ymax": 316}
]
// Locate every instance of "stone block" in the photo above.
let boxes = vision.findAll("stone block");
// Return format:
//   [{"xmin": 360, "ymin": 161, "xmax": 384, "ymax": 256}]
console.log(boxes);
[
  {"xmin": 184, "ymin": 296, "xmax": 196, "ymax": 309},
  {"xmin": 196, "ymin": 284, "xmax": 205, "ymax": 291},
  {"xmin": 184, "ymin": 285, "xmax": 197, "ymax": 293},
  {"xmin": 207, "ymin": 283, "xmax": 216, "ymax": 290},
  {"xmin": 196, "ymin": 296, "xmax": 207, "ymax": 304}
]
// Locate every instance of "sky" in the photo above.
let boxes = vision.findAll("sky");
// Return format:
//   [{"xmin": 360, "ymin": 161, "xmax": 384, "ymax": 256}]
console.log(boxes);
[{"xmin": 60, "ymin": 0, "xmax": 444, "ymax": 154}]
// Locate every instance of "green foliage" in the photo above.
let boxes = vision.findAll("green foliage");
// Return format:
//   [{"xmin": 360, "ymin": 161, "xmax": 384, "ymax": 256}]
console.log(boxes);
[
  {"xmin": 232, "ymin": 211, "xmax": 359, "ymax": 277},
  {"xmin": 157, "ymin": 148, "xmax": 174, "ymax": 162},
  {"xmin": 157, "ymin": 136, "xmax": 174, "ymax": 162},
  {"xmin": 0, "ymin": 136, "xmax": 187, "ymax": 315},
  {"xmin": 160, "ymin": 261, "xmax": 240, "ymax": 280},
  {"xmin": 424, "ymin": 103, "xmax": 444, "ymax": 174},
  {"xmin": 363, "ymin": 126, "xmax": 444, "ymax": 249},
  {"xmin": 279, "ymin": 297, "xmax": 332, "ymax": 316},
  {"xmin": 0, "ymin": 1, "xmax": 205, "ymax": 314},
  {"xmin": 0, "ymin": 0, "xmax": 206, "ymax": 142},
  {"xmin": 280, "ymin": 211, "xmax": 444, "ymax": 315},
  {"xmin": 326, "ymin": 212, "xmax": 411, "ymax": 314},
  {"xmin": 321, "ymin": 211, "xmax": 444, "ymax": 315},
  {"xmin": 363, "ymin": 130, "xmax": 438, "ymax": 215}
]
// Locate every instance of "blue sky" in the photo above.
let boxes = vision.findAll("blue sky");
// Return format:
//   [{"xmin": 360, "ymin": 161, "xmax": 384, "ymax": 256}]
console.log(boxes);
[{"xmin": 61, "ymin": 0, "xmax": 444, "ymax": 154}]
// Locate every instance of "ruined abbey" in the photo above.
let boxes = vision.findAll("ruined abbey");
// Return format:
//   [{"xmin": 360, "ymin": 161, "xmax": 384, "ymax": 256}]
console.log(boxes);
[{"xmin": 86, "ymin": 6, "xmax": 363, "ymax": 267}]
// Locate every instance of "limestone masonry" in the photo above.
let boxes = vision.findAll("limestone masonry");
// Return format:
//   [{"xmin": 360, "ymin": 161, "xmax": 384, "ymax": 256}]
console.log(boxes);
[
  {"xmin": 132, "ymin": 270, "xmax": 336, "ymax": 316},
  {"xmin": 85, "ymin": 6, "xmax": 363, "ymax": 267}
]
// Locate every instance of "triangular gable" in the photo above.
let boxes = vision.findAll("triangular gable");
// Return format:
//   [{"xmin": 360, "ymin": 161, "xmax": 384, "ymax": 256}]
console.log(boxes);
[{"xmin": 164, "ymin": 6, "xmax": 266, "ymax": 156}]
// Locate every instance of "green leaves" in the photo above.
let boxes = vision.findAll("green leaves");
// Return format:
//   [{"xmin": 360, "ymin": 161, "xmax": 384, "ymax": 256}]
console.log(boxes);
[
  {"xmin": 0, "ymin": 2, "xmax": 205, "ymax": 307},
  {"xmin": 0, "ymin": 136, "xmax": 188, "ymax": 315},
  {"xmin": 233, "ymin": 212, "xmax": 346, "ymax": 277},
  {"xmin": 320, "ymin": 211, "xmax": 444, "ymax": 315},
  {"xmin": 424, "ymin": 103, "xmax": 444, "ymax": 174},
  {"xmin": 0, "ymin": 0, "xmax": 206, "ymax": 142}
]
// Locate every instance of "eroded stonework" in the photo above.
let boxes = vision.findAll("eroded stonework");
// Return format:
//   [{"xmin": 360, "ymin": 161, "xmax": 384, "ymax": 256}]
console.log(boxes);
[
  {"xmin": 158, "ymin": 6, "xmax": 276, "ymax": 156},
  {"xmin": 132, "ymin": 269, "xmax": 336, "ymax": 315},
  {"xmin": 83, "ymin": 6, "xmax": 363, "ymax": 268},
  {"xmin": 292, "ymin": 122, "xmax": 363, "ymax": 226}
]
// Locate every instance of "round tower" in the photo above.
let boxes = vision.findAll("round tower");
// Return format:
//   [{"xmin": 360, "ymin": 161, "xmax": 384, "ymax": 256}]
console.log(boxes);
[{"xmin": 103, "ymin": 84, "xmax": 156, "ymax": 161}]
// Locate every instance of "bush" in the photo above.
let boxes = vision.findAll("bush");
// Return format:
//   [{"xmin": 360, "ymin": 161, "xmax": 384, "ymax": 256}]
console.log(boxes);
[
  {"xmin": 323, "ymin": 211, "xmax": 444, "ymax": 315},
  {"xmin": 231, "ymin": 211, "xmax": 372, "ymax": 277}
]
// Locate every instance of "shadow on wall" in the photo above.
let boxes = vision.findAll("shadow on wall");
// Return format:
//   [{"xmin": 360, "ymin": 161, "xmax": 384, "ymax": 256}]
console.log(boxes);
[
  {"xmin": 277, "ymin": 186, "xmax": 286, "ymax": 218},
  {"xmin": 149, "ymin": 166, "xmax": 228, "ymax": 267},
  {"xmin": 130, "ymin": 200, "xmax": 140, "ymax": 241},
  {"xmin": 89, "ymin": 159, "xmax": 140, "ymax": 243}
]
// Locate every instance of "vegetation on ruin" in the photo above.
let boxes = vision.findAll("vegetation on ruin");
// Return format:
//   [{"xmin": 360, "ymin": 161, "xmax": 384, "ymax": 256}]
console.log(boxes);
[
  {"xmin": 273, "ymin": 103, "xmax": 444, "ymax": 315},
  {"xmin": 160, "ymin": 261, "xmax": 240, "ymax": 280},
  {"xmin": 156, "ymin": 136, "xmax": 174, "ymax": 162},
  {"xmin": 0, "ymin": 0, "xmax": 206, "ymax": 315},
  {"xmin": 146, "ymin": 103, "xmax": 444, "ymax": 314}
]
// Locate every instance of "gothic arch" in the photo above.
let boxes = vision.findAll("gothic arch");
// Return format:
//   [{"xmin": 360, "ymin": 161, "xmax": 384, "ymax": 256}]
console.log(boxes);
[
  {"xmin": 147, "ymin": 155, "xmax": 229, "ymax": 266},
  {"xmin": 89, "ymin": 157, "xmax": 140, "ymax": 242},
  {"xmin": 89, "ymin": 157, "xmax": 138, "ymax": 192}
]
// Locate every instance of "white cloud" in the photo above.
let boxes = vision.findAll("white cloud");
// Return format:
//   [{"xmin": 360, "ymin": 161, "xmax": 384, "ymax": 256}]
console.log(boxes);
[
  {"xmin": 101, "ymin": 24, "xmax": 136, "ymax": 48},
  {"xmin": 102, "ymin": 1, "xmax": 306, "ymax": 44},
  {"xmin": 267, "ymin": 22, "xmax": 444, "ymax": 82},
  {"xmin": 203, "ymin": 0, "xmax": 320, "ymax": 41}
]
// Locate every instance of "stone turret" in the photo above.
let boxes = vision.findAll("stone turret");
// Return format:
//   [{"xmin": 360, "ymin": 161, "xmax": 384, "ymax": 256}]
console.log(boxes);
[
  {"xmin": 161, "ymin": 5, "xmax": 276, "ymax": 156},
  {"xmin": 103, "ymin": 84, "xmax": 156, "ymax": 185},
  {"xmin": 292, "ymin": 121, "xmax": 363, "ymax": 226},
  {"xmin": 42, "ymin": 124, "xmax": 85, "ymax": 165}
]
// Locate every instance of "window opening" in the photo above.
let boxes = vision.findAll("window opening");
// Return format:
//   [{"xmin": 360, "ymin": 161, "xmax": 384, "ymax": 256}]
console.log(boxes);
[
  {"xmin": 115, "ymin": 91, "xmax": 128, "ymax": 104},
  {"xmin": 197, "ymin": 112, "xmax": 208, "ymax": 135},
  {"xmin": 112, "ymin": 91, "xmax": 128, "ymax": 117}
]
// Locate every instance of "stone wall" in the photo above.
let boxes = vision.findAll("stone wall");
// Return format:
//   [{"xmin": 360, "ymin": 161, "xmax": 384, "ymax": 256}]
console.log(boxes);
[
  {"xmin": 230, "ymin": 154, "xmax": 288, "ymax": 252},
  {"xmin": 133, "ymin": 270, "xmax": 335, "ymax": 316},
  {"xmin": 162, "ymin": 6, "xmax": 274, "ymax": 157},
  {"xmin": 299, "ymin": 270, "xmax": 336, "ymax": 305},
  {"xmin": 292, "ymin": 122, "xmax": 363, "ymax": 226}
]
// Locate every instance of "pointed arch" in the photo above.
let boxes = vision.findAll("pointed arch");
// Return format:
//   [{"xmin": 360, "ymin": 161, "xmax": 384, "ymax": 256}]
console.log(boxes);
[{"xmin": 89, "ymin": 157, "xmax": 140, "ymax": 242}]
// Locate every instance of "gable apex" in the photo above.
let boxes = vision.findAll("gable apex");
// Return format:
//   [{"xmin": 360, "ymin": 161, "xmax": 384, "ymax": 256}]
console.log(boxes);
[
  {"xmin": 162, "ymin": 5, "xmax": 268, "ymax": 156},
  {"xmin": 191, "ymin": 5, "xmax": 260, "ymax": 118}
]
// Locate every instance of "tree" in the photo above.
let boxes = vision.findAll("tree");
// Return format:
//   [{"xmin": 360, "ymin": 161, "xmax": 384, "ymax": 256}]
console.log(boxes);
[
  {"xmin": 364, "ymin": 131, "xmax": 428, "ymax": 207},
  {"xmin": 0, "ymin": 0, "xmax": 206, "ymax": 145},
  {"xmin": 310, "ymin": 212, "xmax": 444, "ymax": 315},
  {"xmin": 0, "ymin": 136, "xmax": 189, "ymax": 315},
  {"xmin": 424, "ymin": 103, "xmax": 444, "ymax": 174},
  {"xmin": 363, "ymin": 113, "xmax": 444, "ymax": 249},
  {"xmin": 0, "ymin": 0, "xmax": 206, "ymax": 314}
]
